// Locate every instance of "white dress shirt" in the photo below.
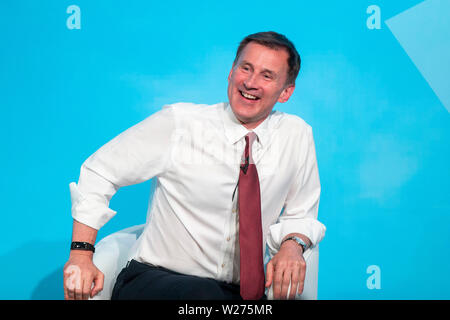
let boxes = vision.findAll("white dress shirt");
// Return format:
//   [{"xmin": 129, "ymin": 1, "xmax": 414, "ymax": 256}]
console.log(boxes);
[{"xmin": 69, "ymin": 102, "xmax": 326, "ymax": 284}]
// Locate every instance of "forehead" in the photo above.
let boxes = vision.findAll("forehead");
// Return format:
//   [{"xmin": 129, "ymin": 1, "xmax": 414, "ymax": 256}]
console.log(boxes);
[{"xmin": 237, "ymin": 42, "xmax": 290, "ymax": 74}]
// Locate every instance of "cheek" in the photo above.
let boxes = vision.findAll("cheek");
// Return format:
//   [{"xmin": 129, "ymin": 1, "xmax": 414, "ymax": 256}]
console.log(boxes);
[
  {"xmin": 231, "ymin": 71, "xmax": 246, "ymax": 85},
  {"xmin": 265, "ymin": 84, "xmax": 285, "ymax": 99}
]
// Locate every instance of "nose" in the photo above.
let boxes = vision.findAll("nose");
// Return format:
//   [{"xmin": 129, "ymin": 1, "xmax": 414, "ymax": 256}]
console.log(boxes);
[{"xmin": 243, "ymin": 73, "xmax": 258, "ymax": 90}]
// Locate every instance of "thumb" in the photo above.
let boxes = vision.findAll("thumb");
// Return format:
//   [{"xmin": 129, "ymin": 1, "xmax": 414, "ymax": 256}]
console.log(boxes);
[
  {"xmin": 265, "ymin": 261, "xmax": 274, "ymax": 288},
  {"xmin": 90, "ymin": 271, "xmax": 104, "ymax": 298}
]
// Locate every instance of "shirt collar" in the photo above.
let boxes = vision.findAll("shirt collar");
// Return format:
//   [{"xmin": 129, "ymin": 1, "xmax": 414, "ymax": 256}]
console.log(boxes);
[{"xmin": 222, "ymin": 102, "xmax": 281, "ymax": 147}]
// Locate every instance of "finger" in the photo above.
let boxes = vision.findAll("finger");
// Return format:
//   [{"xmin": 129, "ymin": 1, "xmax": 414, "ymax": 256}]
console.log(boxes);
[
  {"xmin": 66, "ymin": 290, "xmax": 75, "ymax": 300},
  {"xmin": 91, "ymin": 272, "xmax": 104, "ymax": 298},
  {"xmin": 75, "ymin": 286, "xmax": 83, "ymax": 300},
  {"xmin": 297, "ymin": 261, "xmax": 306, "ymax": 295},
  {"xmin": 63, "ymin": 282, "xmax": 70, "ymax": 300},
  {"xmin": 65, "ymin": 280, "xmax": 75, "ymax": 300},
  {"xmin": 63, "ymin": 271, "xmax": 75, "ymax": 300},
  {"xmin": 273, "ymin": 266, "xmax": 284, "ymax": 299},
  {"xmin": 63, "ymin": 273, "xmax": 69, "ymax": 300},
  {"xmin": 280, "ymin": 268, "xmax": 291, "ymax": 300},
  {"xmin": 74, "ymin": 277, "xmax": 83, "ymax": 300},
  {"xmin": 265, "ymin": 262, "xmax": 274, "ymax": 288},
  {"xmin": 288, "ymin": 268, "xmax": 300, "ymax": 300},
  {"xmin": 82, "ymin": 276, "xmax": 93, "ymax": 300}
]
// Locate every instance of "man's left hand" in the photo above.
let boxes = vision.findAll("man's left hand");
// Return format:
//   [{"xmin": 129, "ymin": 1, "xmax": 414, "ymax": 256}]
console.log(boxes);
[{"xmin": 265, "ymin": 240, "xmax": 306, "ymax": 300}]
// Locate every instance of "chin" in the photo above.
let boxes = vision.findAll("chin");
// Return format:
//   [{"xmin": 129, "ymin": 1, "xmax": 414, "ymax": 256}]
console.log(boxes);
[
  {"xmin": 234, "ymin": 110, "xmax": 266, "ymax": 129},
  {"xmin": 232, "ymin": 104, "xmax": 256, "ymax": 120}
]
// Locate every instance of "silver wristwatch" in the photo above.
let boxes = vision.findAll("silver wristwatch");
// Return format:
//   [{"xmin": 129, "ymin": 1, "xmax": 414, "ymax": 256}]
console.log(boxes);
[{"xmin": 281, "ymin": 236, "xmax": 309, "ymax": 252}]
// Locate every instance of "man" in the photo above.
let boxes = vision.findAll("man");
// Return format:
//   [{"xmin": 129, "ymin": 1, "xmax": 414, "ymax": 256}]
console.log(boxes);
[{"xmin": 63, "ymin": 31, "xmax": 326, "ymax": 300}]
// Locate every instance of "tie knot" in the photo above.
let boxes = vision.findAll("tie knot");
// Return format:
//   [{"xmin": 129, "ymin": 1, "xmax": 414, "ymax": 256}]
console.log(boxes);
[
  {"xmin": 245, "ymin": 132, "xmax": 257, "ymax": 156},
  {"xmin": 241, "ymin": 132, "xmax": 257, "ymax": 171},
  {"xmin": 246, "ymin": 131, "xmax": 257, "ymax": 146}
]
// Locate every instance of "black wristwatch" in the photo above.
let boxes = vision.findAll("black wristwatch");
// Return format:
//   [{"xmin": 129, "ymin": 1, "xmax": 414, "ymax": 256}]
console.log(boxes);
[{"xmin": 70, "ymin": 241, "xmax": 95, "ymax": 253}]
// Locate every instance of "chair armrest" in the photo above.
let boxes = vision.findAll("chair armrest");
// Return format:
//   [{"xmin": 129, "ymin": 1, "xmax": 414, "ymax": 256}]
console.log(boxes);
[{"xmin": 90, "ymin": 224, "xmax": 145, "ymax": 300}]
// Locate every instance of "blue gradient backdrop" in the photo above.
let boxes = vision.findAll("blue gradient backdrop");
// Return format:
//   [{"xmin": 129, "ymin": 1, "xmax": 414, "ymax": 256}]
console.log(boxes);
[{"xmin": 0, "ymin": 0, "xmax": 448, "ymax": 299}]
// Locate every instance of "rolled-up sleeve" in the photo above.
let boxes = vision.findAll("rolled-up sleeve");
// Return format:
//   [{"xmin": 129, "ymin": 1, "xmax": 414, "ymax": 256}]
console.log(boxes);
[
  {"xmin": 267, "ymin": 125, "xmax": 326, "ymax": 254},
  {"xmin": 69, "ymin": 105, "xmax": 175, "ymax": 230}
]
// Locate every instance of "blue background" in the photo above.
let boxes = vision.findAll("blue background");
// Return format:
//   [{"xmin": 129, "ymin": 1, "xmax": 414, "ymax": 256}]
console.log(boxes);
[{"xmin": 0, "ymin": 0, "xmax": 448, "ymax": 299}]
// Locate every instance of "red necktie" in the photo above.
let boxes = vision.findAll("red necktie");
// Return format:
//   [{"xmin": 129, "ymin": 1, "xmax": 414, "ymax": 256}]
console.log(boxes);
[{"xmin": 238, "ymin": 132, "xmax": 265, "ymax": 300}]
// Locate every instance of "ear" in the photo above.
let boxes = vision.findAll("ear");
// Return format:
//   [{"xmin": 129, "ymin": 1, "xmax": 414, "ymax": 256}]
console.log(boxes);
[{"xmin": 277, "ymin": 84, "xmax": 295, "ymax": 103}]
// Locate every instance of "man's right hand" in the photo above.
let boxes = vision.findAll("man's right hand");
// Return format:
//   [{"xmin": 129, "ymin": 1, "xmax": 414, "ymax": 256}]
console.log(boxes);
[{"xmin": 63, "ymin": 252, "xmax": 104, "ymax": 300}]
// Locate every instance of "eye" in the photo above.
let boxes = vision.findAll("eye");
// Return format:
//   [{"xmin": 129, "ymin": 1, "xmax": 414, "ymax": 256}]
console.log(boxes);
[{"xmin": 263, "ymin": 73, "xmax": 273, "ymax": 80}]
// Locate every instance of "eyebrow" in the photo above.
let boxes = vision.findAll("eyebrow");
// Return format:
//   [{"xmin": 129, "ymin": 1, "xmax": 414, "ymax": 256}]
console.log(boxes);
[{"xmin": 240, "ymin": 60, "xmax": 276, "ymax": 77}]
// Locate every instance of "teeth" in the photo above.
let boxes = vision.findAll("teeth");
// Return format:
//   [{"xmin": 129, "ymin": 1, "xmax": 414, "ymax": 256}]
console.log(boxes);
[{"xmin": 241, "ymin": 91, "xmax": 258, "ymax": 100}]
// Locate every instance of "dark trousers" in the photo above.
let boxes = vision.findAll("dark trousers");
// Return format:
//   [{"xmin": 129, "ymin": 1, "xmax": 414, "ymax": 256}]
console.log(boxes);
[{"xmin": 112, "ymin": 259, "xmax": 265, "ymax": 300}]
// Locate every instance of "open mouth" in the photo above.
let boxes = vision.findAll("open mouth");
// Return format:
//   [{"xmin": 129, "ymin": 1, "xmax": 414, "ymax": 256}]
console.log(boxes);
[{"xmin": 239, "ymin": 90, "xmax": 260, "ymax": 101}]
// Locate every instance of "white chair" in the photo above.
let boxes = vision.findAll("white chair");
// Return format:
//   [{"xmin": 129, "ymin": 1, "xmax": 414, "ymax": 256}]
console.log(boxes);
[{"xmin": 91, "ymin": 224, "xmax": 320, "ymax": 300}]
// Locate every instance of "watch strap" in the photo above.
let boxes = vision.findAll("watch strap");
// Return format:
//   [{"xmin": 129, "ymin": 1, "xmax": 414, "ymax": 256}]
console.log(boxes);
[
  {"xmin": 71, "ymin": 241, "xmax": 95, "ymax": 253},
  {"xmin": 282, "ymin": 236, "xmax": 308, "ymax": 252}
]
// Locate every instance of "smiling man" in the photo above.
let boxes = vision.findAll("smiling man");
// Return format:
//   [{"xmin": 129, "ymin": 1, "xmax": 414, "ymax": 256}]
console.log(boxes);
[
  {"xmin": 228, "ymin": 41, "xmax": 295, "ymax": 129},
  {"xmin": 64, "ymin": 31, "xmax": 326, "ymax": 300}
]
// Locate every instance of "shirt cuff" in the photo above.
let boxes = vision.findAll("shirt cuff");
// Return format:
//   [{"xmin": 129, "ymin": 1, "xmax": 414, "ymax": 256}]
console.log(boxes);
[
  {"xmin": 69, "ymin": 182, "xmax": 117, "ymax": 230},
  {"xmin": 267, "ymin": 218, "xmax": 326, "ymax": 256}
]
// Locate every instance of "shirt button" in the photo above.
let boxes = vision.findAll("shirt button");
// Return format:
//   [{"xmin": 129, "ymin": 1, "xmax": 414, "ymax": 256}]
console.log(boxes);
[
  {"xmin": 226, "ymin": 236, "xmax": 230, "ymax": 241},
  {"xmin": 232, "ymin": 208, "xmax": 237, "ymax": 213},
  {"xmin": 221, "ymin": 263, "xmax": 225, "ymax": 268}
]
